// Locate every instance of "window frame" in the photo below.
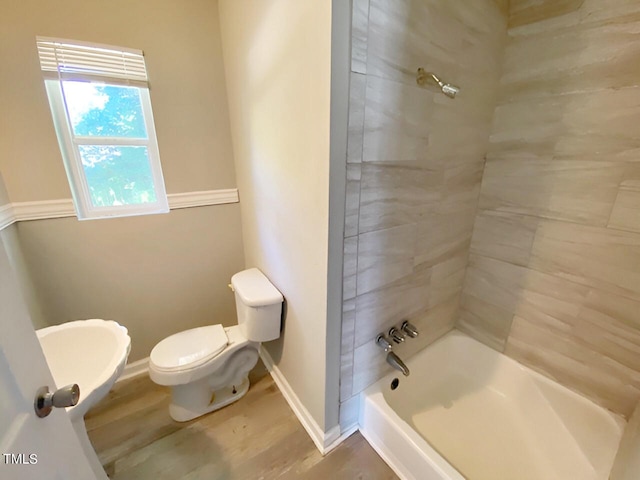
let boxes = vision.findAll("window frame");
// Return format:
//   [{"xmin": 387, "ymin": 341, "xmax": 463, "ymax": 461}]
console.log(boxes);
[{"xmin": 38, "ymin": 38, "xmax": 169, "ymax": 220}]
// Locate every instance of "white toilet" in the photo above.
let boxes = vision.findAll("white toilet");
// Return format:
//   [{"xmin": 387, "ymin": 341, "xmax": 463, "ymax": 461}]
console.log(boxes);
[{"xmin": 148, "ymin": 268, "xmax": 283, "ymax": 422}]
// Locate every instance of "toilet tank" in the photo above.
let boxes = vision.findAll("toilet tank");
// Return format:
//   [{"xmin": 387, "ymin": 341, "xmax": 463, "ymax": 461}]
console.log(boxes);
[{"xmin": 231, "ymin": 268, "xmax": 283, "ymax": 342}]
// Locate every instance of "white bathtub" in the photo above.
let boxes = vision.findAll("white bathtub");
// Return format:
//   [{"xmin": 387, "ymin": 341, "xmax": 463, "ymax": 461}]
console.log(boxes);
[{"xmin": 359, "ymin": 330, "xmax": 626, "ymax": 480}]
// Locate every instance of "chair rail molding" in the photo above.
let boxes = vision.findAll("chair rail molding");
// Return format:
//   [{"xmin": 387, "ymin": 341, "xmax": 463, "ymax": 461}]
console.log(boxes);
[
  {"xmin": 0, "ymin": 189, "xmax": 239, "ymax": 231},
  {"xmin": 0, "ymin": 204, "xmax": 15, "ymax": 230}
]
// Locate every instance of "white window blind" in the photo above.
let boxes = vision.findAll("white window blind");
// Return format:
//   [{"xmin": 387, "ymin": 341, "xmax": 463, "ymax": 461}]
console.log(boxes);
[
  {"xmin": 36, "ymin": 36, "xmax": 148, "ymax": 87},
  {"xmin": 36, "ymin": 36, "xmax": 168, "ymax": 220}
]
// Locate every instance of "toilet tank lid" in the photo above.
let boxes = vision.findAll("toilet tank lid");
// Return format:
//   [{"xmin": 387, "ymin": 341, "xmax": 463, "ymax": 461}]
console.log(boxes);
[{"xmin": 231, "ymin": 268, "xmax": 283, "ymax": 307}]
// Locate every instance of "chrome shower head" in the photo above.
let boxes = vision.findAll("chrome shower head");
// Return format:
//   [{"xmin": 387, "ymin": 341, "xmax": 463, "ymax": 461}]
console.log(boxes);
[
  {"xmin": 441, "ymin": 83, "xmax": 459, "ymax": 99},
  {"xmin": 416, "ymin": 68, "xmax": 460, "ymax": 99}
]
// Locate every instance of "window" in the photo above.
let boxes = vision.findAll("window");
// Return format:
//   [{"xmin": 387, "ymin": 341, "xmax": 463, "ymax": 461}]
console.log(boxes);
[{"xmin": 37, "ymin": 37, "xmax": 168, "ymax": 219}]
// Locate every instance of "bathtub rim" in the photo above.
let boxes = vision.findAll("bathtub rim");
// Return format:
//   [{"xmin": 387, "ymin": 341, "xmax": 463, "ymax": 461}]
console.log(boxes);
[
  {"xmin": 359, "ymin": 329, "xmax": 466, "ymax": 480},
  {"xmin": 358, "ymin": 328, "xmax": 626, "ymax": 480},
  {"xmin": 359, "ymin": 386, "xmax": 465, "ymax": 480}
]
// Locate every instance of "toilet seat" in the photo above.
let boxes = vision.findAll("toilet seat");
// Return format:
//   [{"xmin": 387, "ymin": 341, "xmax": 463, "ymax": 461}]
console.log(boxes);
[
  {"xmin": 150, "ymin": 324, "xmax": 228, "ymax": 372},
  {"xmin": 149, "ymin": 325, "xmax": 257, "ymax": 387}
]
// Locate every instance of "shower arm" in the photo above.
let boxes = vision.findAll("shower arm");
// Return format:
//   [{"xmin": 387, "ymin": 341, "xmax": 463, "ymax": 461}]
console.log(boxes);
[
  {"xmin": 417, "ymin": 68, "xmax": 444, "ymax": 88},
  {"xmin": 416, "ymin": 67, "xmax": 460, "ymax": 99}
]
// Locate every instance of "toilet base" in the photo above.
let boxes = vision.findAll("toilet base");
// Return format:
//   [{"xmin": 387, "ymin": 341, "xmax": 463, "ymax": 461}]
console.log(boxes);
[
  {"xmin": 169, "ymin": 376, "xmax": 251, "ymax": 422},
  {"xmin": 166, "ymin": 346, "xmax": 260, "ymax": 422}
]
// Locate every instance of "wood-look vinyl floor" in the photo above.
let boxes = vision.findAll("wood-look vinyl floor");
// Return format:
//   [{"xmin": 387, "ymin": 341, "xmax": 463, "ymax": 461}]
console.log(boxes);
[{"xmin": 85, "ymin": 361, "xmax": 397, "ymax": 480}]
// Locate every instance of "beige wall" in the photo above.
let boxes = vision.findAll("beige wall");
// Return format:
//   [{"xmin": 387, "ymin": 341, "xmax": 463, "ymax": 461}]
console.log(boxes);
[
  {"xmin": 0, "ymin": 174, "xmax": 49, "ymax": 330},
  {"xmin": 0, "ymin": 174, "xmax": 9, "ymax": 207},
  {"xmin": 340, "ymin": 0, "xmax": 508, "ymax": 426},
  {"xmin": 458, "ymin": 0, "xmax": 640, "ymax": 417},
  {"xmin": 0, "ymin": 0, "xmax": 246, "ymax": 361},
  {"xmin": 0, "ymin": 0, "xmax": 236, "ymax": 201},
  {"xmin": 16, "ymin": 206, "xmax": 244, "ymax": 361},
  {"xmin": 1, "ymin": 224, "xmax": 49, "ymax": 330},
  {"xmin": 218, "ymin": 0, "xmax": 333, "ymax": 430}
]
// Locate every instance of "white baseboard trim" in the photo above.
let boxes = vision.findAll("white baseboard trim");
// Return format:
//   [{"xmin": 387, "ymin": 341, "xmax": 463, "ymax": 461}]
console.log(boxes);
[
  {"xmin": 114, "ymin": 350, "xmax": 357, "ymax": 454},
  {"xmin": 259, "ymin": 346, "xmax": 344, "ymax": 455},
  {"xmin": 325, "ymin": 422, "xmax": 359, "ymax": 453},
  {"xmin": 0, "ymin": 189, "xmax": 239, "ymax": 232},
  {"xmin": 118, "ymin": 356, "xmax": 149, "ymax": 382}
]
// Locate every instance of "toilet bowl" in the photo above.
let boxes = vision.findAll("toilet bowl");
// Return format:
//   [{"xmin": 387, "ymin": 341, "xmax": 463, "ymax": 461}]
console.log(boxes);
[{"xmin": 149, "ymin": 268, "xmax": 283, "ymax": 422}]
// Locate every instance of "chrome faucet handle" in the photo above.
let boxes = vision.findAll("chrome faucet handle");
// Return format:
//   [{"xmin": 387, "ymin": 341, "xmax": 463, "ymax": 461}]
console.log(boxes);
[
  {"xmin": 376, "ymin": 334, "xmax": 393, "ymax": 352},
  {"xmin": 389, "ymin": 327, "xmax": 405, "ymax": 344},
  {"xmin": 401, "ymin": 320, "xmax": 419, "ymax": 338}
]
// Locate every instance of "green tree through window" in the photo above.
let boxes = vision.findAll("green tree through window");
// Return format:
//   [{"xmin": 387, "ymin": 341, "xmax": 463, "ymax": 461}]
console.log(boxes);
[{"xmin": 64, "ymin": 83, "xmax": 156, "ymax": 207}]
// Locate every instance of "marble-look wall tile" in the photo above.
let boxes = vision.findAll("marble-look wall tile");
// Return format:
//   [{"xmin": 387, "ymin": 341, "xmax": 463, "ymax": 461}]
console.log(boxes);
[
  {"xmin": 406, "ymin": 296, "xmax": 459, "ymax": 347},
  {"xmin": 458, "ymin": 254, "xmax": 523, "ymax": 349},
  {"xmin": 356, "ymin": 223, "xmax": 417, "ymax": 295},
  {"xmin": 621, "ymin": 164, "xmax": 640, "ymax": 189},
  {"xmin": 352, "ymin": 297, "xmax": 456, "ymax": 394},
  {"xmin": 505, "ymin": 313, "xmax": 640, "ymax": 417},
  {"xmin": 505, "ymin": 261, "xmax": 589, "ymax": 325},
  {"xmin": 342, "ymin": 0, "xmax": 507, "ymax": 402},
  {"xmin": 458, "ymin": 295, "xmax": 514, "ymax": 351},
  {"xmin": 460, "ymin": 0, "xmax": 640, "ymax": 417},
  {"xmin": 609, "ymin": 186, "xmax": 640, "ymax": 234},
  {"xmin": 509, "ymin": 0, "xmax": 584, "ymax": 28},
  {"xmin": 351, "ymin": 0, "xmax": 369, "ymax": 74},
  {"xmin": 340, "ymin": 299, "xmax": 356, "ymax": 402},
  {"xmin": 358, "ymin": 163, "xmax": 442, "ymax": 234},
  {"xmin": 344, "ymin": 164, "xmax": 361, "ymax": 238},
  {"xmin": 579, "ymin": 289, "xmax": 640, "ymax": 372},
  {"xmin": 366, "ymin": 0, "xmax": 507, "ymax": 87},
  {"xmin": 347, "ymin": 73, "xmax": 366, "ymax": 163},
  {"xmin": 429, "ymin": 253, "xmax": 467, "ymax": 308},
  {"xmin": 529, "ymin": 220, "xmax": 640, "ymax": 302},
  {"xmin": 438, "ymin": 161, "xmax": 485, "ymax": 215},
  {"xmin": 470, "ymin": 211, "xmax": 539, "ymax": 266},
  {"xmin": 490, "ymin": 88, "xmax": 640, "ymax": 161},
  {"xmin": 493, "ymin": 0, "xmax": 510, "ymax": 16},
  {"xmin": 460, "ymin": 253, "xmax": 592, "ymax": 351},
  {"xmin": 339, "ymin": 395, "xmax": 360, "ymax": 432},
  {"xmin": 354, "ymin": 263, "xmax": 431, "ymax": 348},
  {"xmin": 479, "ymin": 159, "xmax": 626, "ymax": 226},
  {"xmin": 507, "ymin": 0, "xmax": 640, "ymax": 39},
  {"xmin": 343, "ymin": 236, "xmax": 358, "ymax": 301},
  {"xmin": 423, "ymin": 95, "xmax": 499, "ymax": 164},
  {"xmin": 362, "ymin": 75, "xmax": 434, "ymax": 164},
  {"xmin": 583, "ymin": 280, "xmax": 640, "ymax": 324},
  {"xmin": 352, "ymin": 338, "xmax": 388, "ymax": 394},
  {"xmin": 413, "ymin": 209, "xmax": 475, "ymax": 267},
  {"xmin": 366, "ymin": 0, "xmax": 460, "ymax": 86},
  {"xmin": 504, "ymin": 15, "xmax": 640, "ymax": 98}
]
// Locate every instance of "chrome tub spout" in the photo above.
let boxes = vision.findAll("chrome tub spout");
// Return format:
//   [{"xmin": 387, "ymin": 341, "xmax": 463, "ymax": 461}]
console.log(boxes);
[{"xmin": 387, "ymin": 351, "xmax": 410, "ymax": 376}]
